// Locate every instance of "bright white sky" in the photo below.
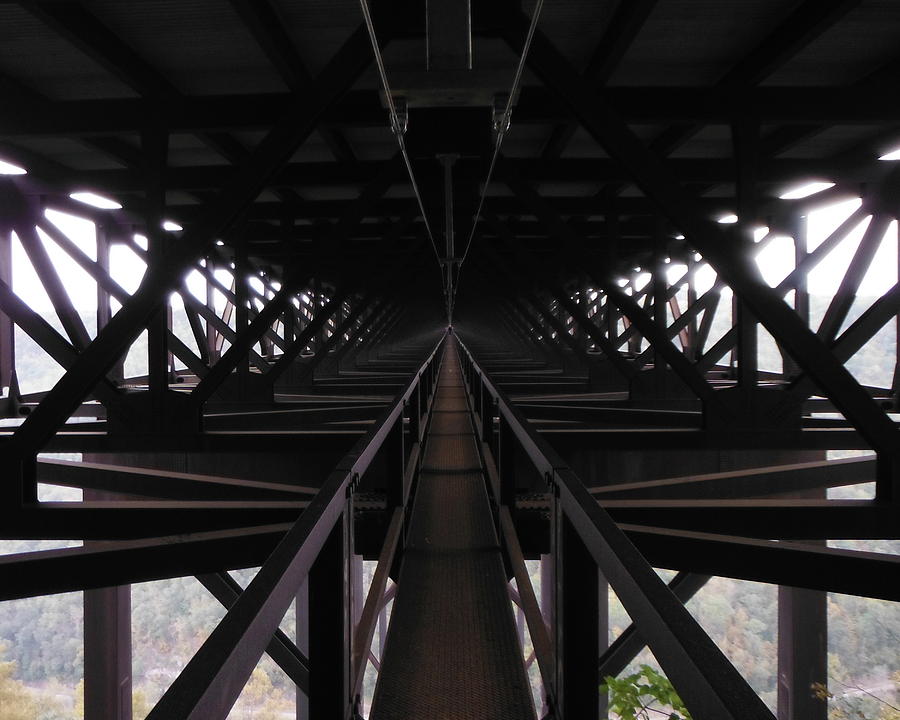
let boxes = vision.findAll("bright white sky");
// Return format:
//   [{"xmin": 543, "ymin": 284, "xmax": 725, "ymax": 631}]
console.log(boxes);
[
  {"xmin": 3, "ymin": 184, "xmax": 898, "ymax": 397},
  {"xmin": 8, "ymin": 194, "xmax": 899, "ymax": 319},
  {"xmin": 628, "ymin": 196, "xmax": 898, "ymax": 298},
  {"xmin": 12, "ymin": 210, "xmax": 229, "ymax": 315}
]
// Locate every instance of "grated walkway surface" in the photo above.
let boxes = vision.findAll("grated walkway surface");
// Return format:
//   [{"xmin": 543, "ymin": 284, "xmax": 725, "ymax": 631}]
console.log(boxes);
[{"xmin": 369, "ymin": 341, "xmax": 535, "ymax": 720}]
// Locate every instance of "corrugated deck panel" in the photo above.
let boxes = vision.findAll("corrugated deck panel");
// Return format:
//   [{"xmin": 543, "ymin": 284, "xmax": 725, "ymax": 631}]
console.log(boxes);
[
  {"xmin": 369, "ymin": 342, "xmax": 534, "ymax": 720},
  {"xmin": 427, "ymin": 409, "xmax": 473, "ymax": 436}
]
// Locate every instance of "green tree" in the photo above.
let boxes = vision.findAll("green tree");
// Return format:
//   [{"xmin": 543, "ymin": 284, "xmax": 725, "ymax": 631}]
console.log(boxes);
[
  {"xmin": 0, "ymin": 644, "xmax": 37, "ymax": 720},
  {"xmin": 28, "ymin": 678, "xmax": 70, "ymax": 720},
  {"xmin": 602, "ymin": 664, "xmax": 692, "ymax": 720},
  {"xmin": 232, "ymin": 667, "xmax": 288, "ymax": 720},
  {"xmin": 132, "ymin": 687, "xmax": 151, "ymax": 719},
  {"xmin": 72, "ymin": 679, "xmax": 83, "ymax": 719}
]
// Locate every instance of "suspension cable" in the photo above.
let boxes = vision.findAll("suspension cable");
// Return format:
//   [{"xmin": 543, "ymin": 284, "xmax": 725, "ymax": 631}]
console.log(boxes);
[
  {"xmin": 358, "ymin": 0, "xmax": 446, "ymax": 295},
  {"xmin": 452, "ymin": 0, "xmax": 546, "ymax": 315}
]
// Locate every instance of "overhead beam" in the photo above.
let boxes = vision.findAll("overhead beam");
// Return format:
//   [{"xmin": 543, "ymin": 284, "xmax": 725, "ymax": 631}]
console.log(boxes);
[
  {"xmin": 36, "ymin": 458, "xmax": 313, "ymax": 501},
  {"xmin": 649, "ymin": 0, "xmax": 862, "ymax": 155},
  {"xmin": 539, "ymin": 426, "xmax": 873, "ymax": 451},
  {"xmin": 35, "ymin": 428, "xmax": 364, "ymax": 455},
  {"xmin": 226, "ymin": 0, "xmax": 357, "ymax": 163},
  {"xmin": 4, "ymin": 88, "xmax": 900, "ymax": 137},
  {"xmin": 542, "ymin": 0, "xmax": 659, "ymax": 158},
  {"xmin": 625, "ymin": 524, "xmax": 900, "ymax": 601},
  {"xmin": 590, "ymin": 456, "xmax": 875, "ymax": 500},
  {"xmin": 0, "ymin": 503, "xmax": 307, "ymax": 540},
  {"xmin": 0, "ymin": 525, "xmax": 285, "ymax": 599},
  {"xmin": 5, "ymin": 157, "xmax": 866, "ymax": 198},
  {"xmin": 717, "ymin": 0, "xmax": 862, "ymax": 87},
  {"xmin": 22, "ymin": 2, "xmax": 179, "ymax": 99},
  {"xmin": 604, "ymin": 500, "xmax": 897, "ymax": 540}
]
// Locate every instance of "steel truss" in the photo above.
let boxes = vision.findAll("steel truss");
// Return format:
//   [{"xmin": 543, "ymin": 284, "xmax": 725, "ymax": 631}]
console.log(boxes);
[{"xmin": 0, "ymin": 2, "xmax": 899, "ymax": 719}]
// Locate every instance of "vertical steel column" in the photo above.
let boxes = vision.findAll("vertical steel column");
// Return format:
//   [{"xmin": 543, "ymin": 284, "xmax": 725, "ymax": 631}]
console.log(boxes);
[
  {"xmin": 83, "ymin": 489, "xmax": 132, "ymax": 720},
  {"xmin": 259, "ymin": 271, "xmax": 275, "ymax": 359},
  {"xmin": 598, "ymin": 569, "xmax": 610, "ymax": 718},
  {"xmin": 351, "ymin": 556, "xmax": 364, "ymax": 623},
  {"xmin": 627, "ymin": 272, "xmax": 642, "ymax": 356},
  {"xmin": 777, "ymin": 480, "xmax": 827, "ymax": 720},
  {"xmin": 497, "ymin": 416, "xmax": 517, "ymax": 507},
  {"xmin": 557, "ymin": 513, "xmax": 599, "ymax": 717},
  {"xmin": 791, "ymin": 214, "xmax": 810, "ymax": 378},
  {"xmin": 605, "ymin": 297, "xmax": 617, "ymax": 355},
  {"xmin": 540, "ymin": 552, "xmax": 555, "ymax": 718},
  {"xmin": 234, "ymin": 239, "xmax": 250, "ymax": 384},
  {"xmin": 894, "ymin": 223, "xmax": 900, "ymax": 403},
  {"xmin": 686, "ymin": 252, "xmax": 698, "ymax": 361},
  {"xmin": 283, "ymin": 293, "xmax": 295, "ymax": 349},
  {"xmin": 0, "ymin": 216, "xmax": 14, "ymax": 393},
  {"xmin": 295, "ymin": 578, "xmax": 310, "ymax": 720},
  {"xmin": 570, "ymin": 287, "xmax": 581, "ymax": 348},
  {"xmin": 574, "ymin": 281, "xmax": 586, "ymax": 350},
  {"xmin": 143, "ymin": 127, "xmax": 170, "ymax": 423},
  {"xmin": 653, "ymin": 223, "xmax": 668, "ymax": 395},
  {"xmin": 486, "ymin": 398, "xmax": 498, "ymax": 457},
  {"xmin": 407, "ymin": 384, "xmax": 421, "ymax": 444},
  {"xmin": 83, "ymin": 586, "xmax": 132, "ymax": 720},
  {"xmin": 96, "ymin": 224, "xmax": 124, "ymax": 383},
  {"xmin": 314, "ymin": 278, "xmax": 326, "ymax": 352},
  {"xmin": 478, "ymin": 378, "xmax": 492, "ymax": 444},
  {"xmin": 0, "ymin": 204, "xmax": 21, "ymax": 504},
  {"xmin": 307, "ymin": 513, "xmax": 350, "ymax": 720},
  {"xmin": 206, "ymin": 256, "xmax": 220, "ymax": 364},
  {"xmin": 384, "ymin": 415, "xmax": 406, "ymax": 509},
  {"xmin": 606, "ymin": 210, "xmax": 621, "ymax": 354},
  {"xmin": 777, "ymin": 585, "xmax": 828, "ymax": 720},
  {"xmin": 733, "ymin": 117, "xmax": 759, "ymax": 387},
  {"xmin": 475, "ymin": 374, "xmax": 485, "ymax": 432}
]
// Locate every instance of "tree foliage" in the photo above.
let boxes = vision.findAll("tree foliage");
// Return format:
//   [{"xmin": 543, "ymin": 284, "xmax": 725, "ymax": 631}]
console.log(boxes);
[
  {"xmin": 0, "ymin": 645, "xmax": 37, "ymax": 720},
  {"xmin": 602, "ymin": 665, "xmax": 692, "ymax": 720}
]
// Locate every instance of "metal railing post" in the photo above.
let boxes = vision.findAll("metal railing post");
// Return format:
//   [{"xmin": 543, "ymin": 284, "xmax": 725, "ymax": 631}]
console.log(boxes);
[{"xmin": 498, "ymin": 416, "xmax": 517, "ymax": 508}]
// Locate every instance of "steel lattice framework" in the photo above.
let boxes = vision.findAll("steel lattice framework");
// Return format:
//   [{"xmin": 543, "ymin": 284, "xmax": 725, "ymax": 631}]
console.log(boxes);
[{"xmin": 0, "ymin": 1, "xmax": 899, "ymax": 719}]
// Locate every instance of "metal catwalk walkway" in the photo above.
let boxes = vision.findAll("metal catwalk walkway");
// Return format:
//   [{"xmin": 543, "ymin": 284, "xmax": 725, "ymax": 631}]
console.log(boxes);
[{"xmin": 369, "ymin": 340, "xmax": 535, "ymax": 719}]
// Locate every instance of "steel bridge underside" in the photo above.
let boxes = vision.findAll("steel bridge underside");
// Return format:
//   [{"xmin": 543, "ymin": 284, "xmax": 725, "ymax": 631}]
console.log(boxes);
[{"xmin": 1, "ymin": 1, "xmax": 900, "ymax": 719}]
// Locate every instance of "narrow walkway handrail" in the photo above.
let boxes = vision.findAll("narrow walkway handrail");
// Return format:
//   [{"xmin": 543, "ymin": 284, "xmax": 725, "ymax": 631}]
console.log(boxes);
[
  {"xmin": 456, "ymin": 335, "xmax": 776, "ymax": 720},
  {"xmin": 146, "ymin": 333, "xmax": 446, "ymax": 719}
]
